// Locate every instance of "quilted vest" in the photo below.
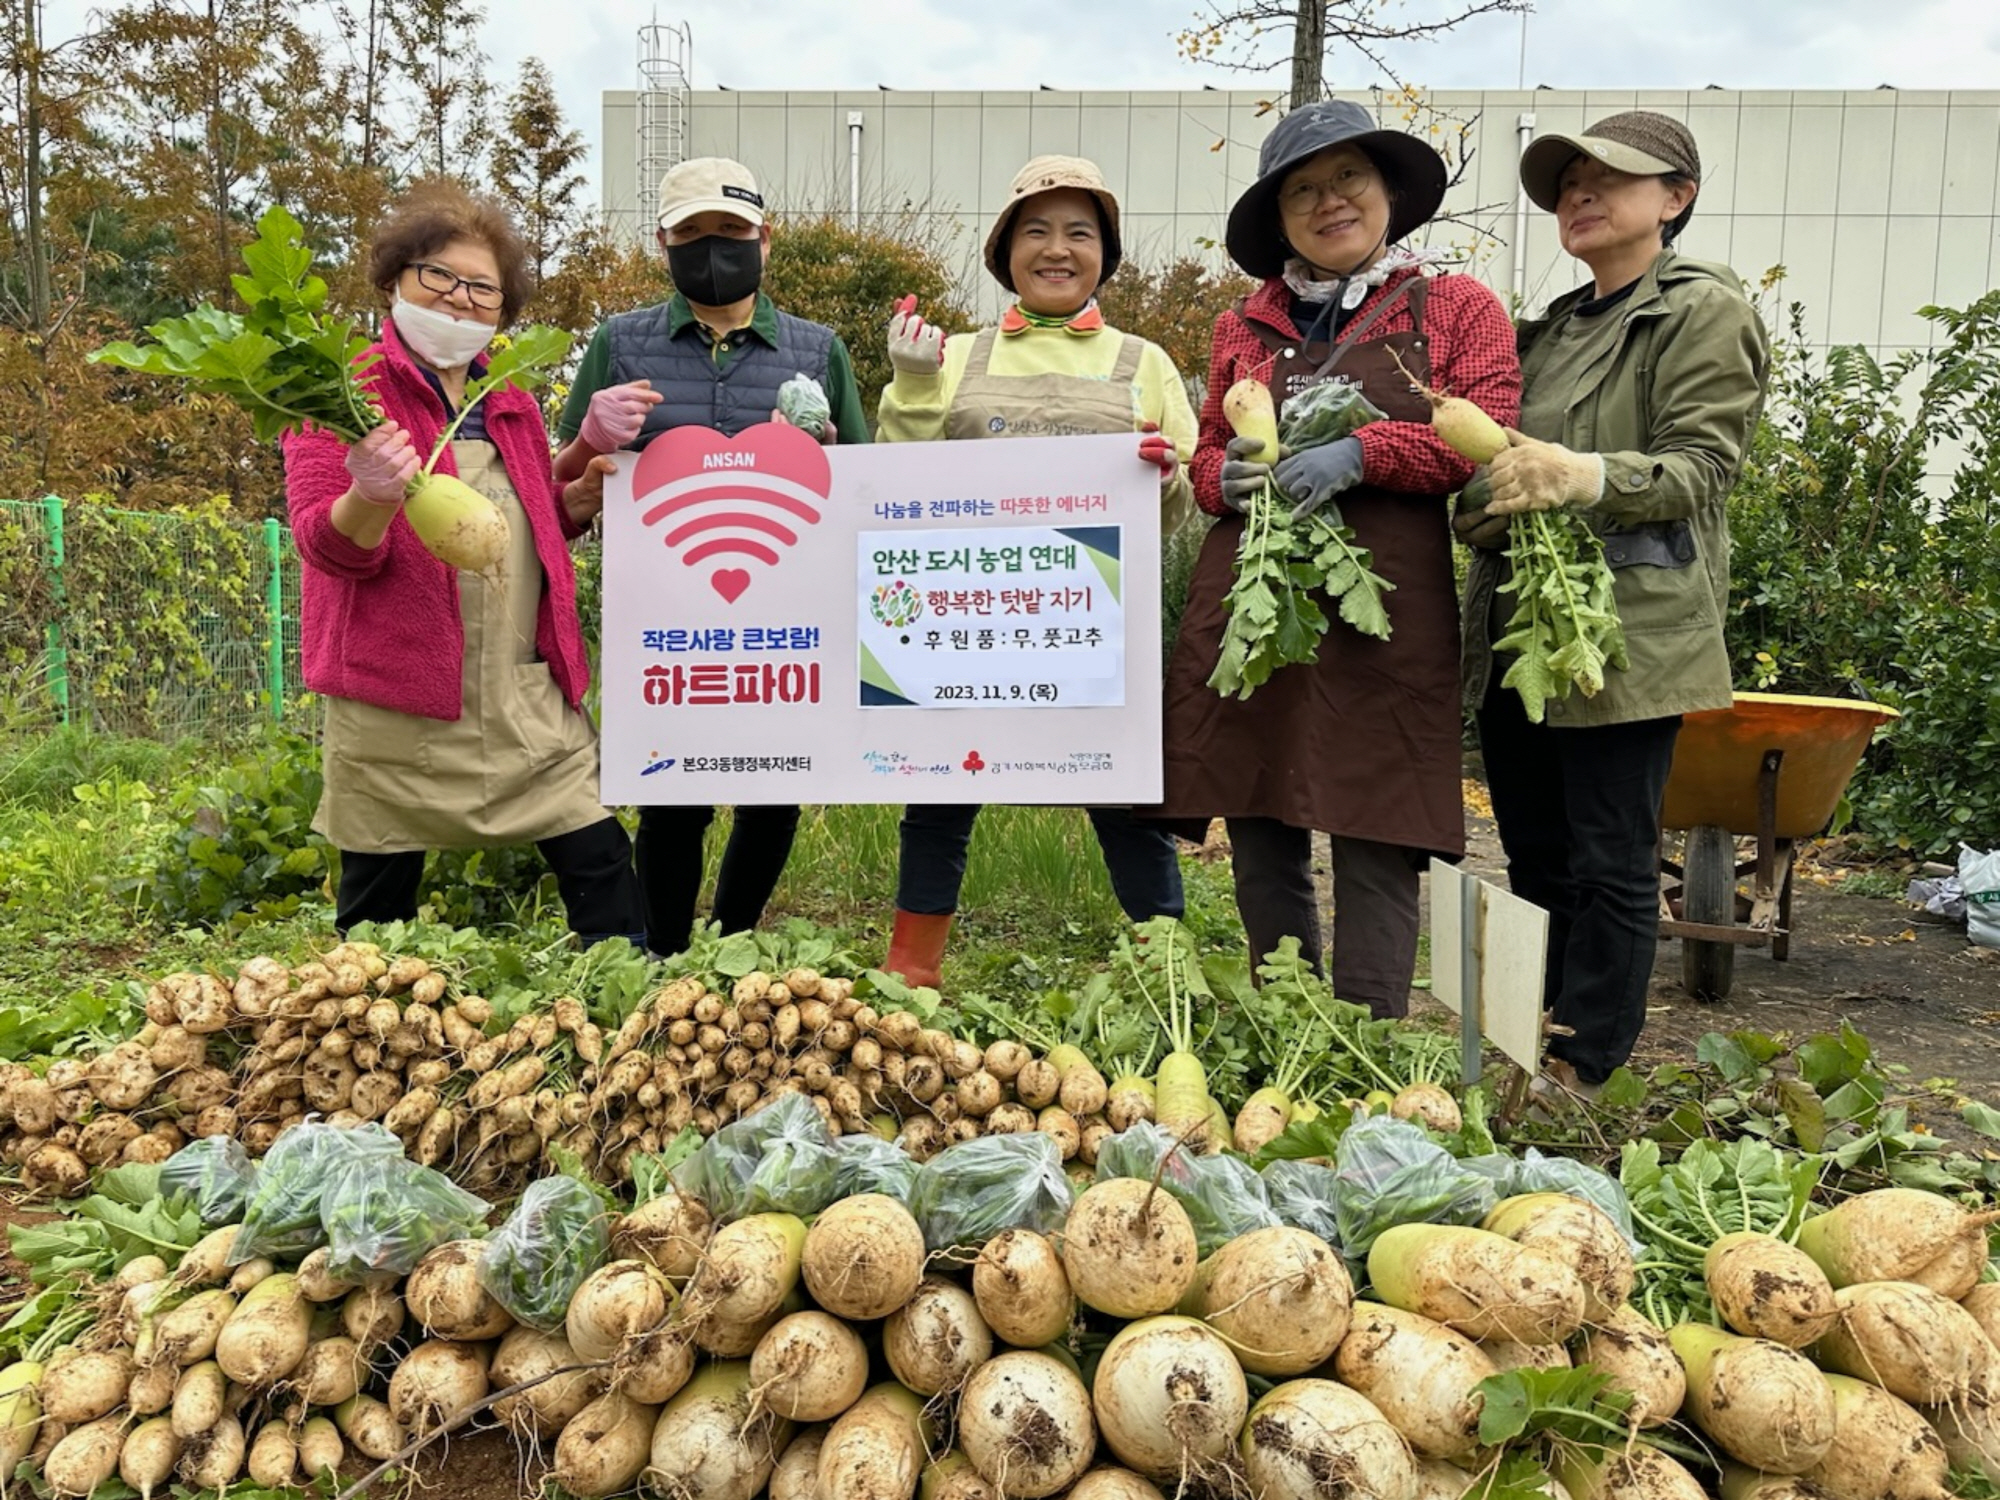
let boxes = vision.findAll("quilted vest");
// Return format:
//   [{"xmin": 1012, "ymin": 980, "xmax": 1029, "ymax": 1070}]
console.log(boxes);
[{"xmin": 603, "ymin": 301, "xmax": 837, "ymax": 444}]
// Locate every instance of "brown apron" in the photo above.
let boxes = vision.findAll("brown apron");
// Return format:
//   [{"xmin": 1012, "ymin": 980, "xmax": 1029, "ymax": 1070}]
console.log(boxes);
[
  {"xmin": 1155, "ymin": 279, "xmax": 1466, "ymax": 859},
  {"xmin": 314, "ymin": 441, "xmax": 606, "ymax": 854}
]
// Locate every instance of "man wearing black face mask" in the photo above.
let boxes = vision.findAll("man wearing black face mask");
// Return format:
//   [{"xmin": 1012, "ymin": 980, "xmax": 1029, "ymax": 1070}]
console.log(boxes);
[{"xmin": 555, "ymin": 156, "xmax": 870, "ymax": 959}]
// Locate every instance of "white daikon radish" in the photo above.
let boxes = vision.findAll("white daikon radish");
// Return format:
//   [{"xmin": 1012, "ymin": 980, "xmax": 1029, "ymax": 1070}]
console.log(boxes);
[
  {"xmin": 958, "ymin": 1350, "xmax": 1096, "ymax": 1499},
  {"xmin": 1572, "ymin": 1305, "xmax": 1685, "ymax": 1428},
  {"xmin": 751, "ymin": 1311, "xmax": 869, "ymax": 1422},
  {"xmin": 645, "ymin": 1361, "xmax": 789, "ymax": 1500},
  {"xmin": 1091, "ymin": 1317, "xmax": 1246, "ymax": 1483},
  {"xmin": 1482, "ymin": 1192, "xmax": 1635, "ymax": 1322},
  {"xmin": 1239, "ymin": 1378, "xmax": 1414, "ymax": 1500},
  {"xmin": 1184, "ymin": 1225, "xmax": 1352, "ymax": 1377},
  {"xmin": 1369, "ymin": 1224, "xmax": 1587, "ymax": 1345},
  {"xmin": 1795, "ymin": 1189, "xmax": 2000, "ymax": 1300},
  {"xmin": 1668, "ymin": 1324, "xmax": 1835, "ymax": 1475},
  {"xmin": 974, "ymin": 1231, "xmax": 1074, "ymax": 1350},
  {"xmin": 1705, "ymin": 1232, "xmax": 1840, "ymax": 1348},
  {"xmin": 884, "ymin": 1277, "xmax": 994, "ymax": 1397},
  {"xmin": 1331, "ymin": 1302, "xmax": 1495, "ymax": 1462}
]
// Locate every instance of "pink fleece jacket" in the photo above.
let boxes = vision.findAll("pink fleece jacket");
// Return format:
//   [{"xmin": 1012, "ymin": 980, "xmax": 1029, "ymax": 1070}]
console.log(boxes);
[{"xmin": 282, "ymin": 322, "xmax": 592, "ymax": 721}]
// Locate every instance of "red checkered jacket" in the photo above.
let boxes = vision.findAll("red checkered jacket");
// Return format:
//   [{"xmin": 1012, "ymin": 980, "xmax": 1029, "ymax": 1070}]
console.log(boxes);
[{"xmin": 1191, "ymin": 269, "xmax": 1523, "ymax": 516}]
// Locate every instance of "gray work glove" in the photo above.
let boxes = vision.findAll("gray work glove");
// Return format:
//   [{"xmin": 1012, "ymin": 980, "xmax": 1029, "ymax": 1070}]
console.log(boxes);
[
  {"xmin": 1452, "ymin": 468, "xmax": 1511, "ymax": 551},
  {"xmin": 1275, "ymin": 435, "xmax": 1365, "ymax": 523},
  {"xmin": 1218, "ymin": 434, "xmax": 1273, "ymax": 515}
]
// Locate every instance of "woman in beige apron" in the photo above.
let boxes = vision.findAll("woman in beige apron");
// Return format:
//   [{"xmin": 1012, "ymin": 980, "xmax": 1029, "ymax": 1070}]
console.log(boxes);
[
  {"xmin": 1152, "ymin": 103, "xmax": 1522, "ymax": 1017},
  {"xmin": 873, "ymin": 155, "xmax": 1199, "ymax": 987},
  {"xmin": 282, "ymin": 182, "xmax": 644, "ymax": 945}
]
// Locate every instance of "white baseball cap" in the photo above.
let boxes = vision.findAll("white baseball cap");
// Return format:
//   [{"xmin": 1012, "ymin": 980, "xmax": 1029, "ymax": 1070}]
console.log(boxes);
[{"xmin": 657, "ymin": 157, "xmax": 766, "ymax": 230}]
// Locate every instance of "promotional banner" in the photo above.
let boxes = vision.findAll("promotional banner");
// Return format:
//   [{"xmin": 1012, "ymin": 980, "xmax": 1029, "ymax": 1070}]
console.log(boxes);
[{"xmin": 599, "ymin": 426, "xmax": 1163, "ymax": 805}]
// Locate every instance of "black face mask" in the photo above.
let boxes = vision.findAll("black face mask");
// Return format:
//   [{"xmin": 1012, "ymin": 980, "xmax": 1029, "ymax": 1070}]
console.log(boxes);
[{"xmin": 666, "ymin": 234, "xmax": 764, "ymax": 306}]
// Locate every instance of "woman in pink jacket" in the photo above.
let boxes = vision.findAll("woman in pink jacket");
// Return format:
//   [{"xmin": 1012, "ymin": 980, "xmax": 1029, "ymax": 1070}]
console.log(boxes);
[{"xmin": 283, "ymin": 180, "xmax": 643, "ymax": 944}]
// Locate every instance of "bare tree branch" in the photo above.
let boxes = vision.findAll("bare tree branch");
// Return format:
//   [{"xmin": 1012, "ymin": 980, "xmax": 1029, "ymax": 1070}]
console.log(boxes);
[{"xmin": 1178, "ymin": 0, "xmax": 1528, "ymax": 102}]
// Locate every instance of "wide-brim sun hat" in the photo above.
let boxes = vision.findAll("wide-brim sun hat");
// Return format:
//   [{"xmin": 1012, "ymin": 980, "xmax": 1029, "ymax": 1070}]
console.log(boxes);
[
  {"xmin": 1519, "ymin": 110, "xmax": 1702, "ymax": 239},
  {"xmin": 983, "ymin": 155, "xmax": 1123, "ymax": 291},
  {"xmin": 1225, "ymin": 99, "xmax": 1448, "ymax": 280}
]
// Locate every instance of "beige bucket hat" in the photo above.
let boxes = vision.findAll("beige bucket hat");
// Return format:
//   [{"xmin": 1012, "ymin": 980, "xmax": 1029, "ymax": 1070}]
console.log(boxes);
[{"xmin": 982, "ymin": 155, "xmax": 1123, "ymax": 290}]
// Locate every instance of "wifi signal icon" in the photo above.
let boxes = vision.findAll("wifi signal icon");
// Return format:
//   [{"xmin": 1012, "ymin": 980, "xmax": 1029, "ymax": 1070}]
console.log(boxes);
[{"xmin": 629, "ymin": 421, "xmax": 833, "ymax": 603}]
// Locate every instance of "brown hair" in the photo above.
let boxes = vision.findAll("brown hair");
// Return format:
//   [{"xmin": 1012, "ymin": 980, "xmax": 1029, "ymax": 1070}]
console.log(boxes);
[{"xmin": 366, "ymin": 178, "xmax": 534, "ymax": 325}]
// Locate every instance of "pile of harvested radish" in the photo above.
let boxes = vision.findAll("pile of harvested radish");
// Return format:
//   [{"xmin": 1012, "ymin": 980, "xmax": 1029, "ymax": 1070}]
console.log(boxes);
[
  {"xmin": 5, "ymin": 927, "xmax": 2000, "ymax": 1499},
  {"xmin": 4, "ymin": 1134, "xmax": 1997, "ymax": 1500}
]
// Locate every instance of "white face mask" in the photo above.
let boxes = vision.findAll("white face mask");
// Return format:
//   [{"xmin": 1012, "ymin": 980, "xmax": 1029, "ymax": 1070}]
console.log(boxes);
[{"xmin": 391, "ymin": 293, "xmax": 498, "ymax": 370}]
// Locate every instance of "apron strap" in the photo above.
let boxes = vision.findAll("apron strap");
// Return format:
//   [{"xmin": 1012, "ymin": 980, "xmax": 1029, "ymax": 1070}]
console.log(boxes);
[
  {"xmin": 1107, "ymin": 331, "xmax": 1146, "ymax": 387},
  {"xmin": 967, "ymin": 327, "xmax": 999, "ymax": 378},
  {"xmin": 1308, "ymin": 274, "xmax": 1422, "ymax": 379},
  {"xmin": 1232, "ymin": 297, "xmax": 1295, "ymax": 356}
]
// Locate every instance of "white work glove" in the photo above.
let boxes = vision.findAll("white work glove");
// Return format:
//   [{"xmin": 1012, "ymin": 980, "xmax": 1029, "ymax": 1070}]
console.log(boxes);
[
  {"xmin": 345, "ymin": 422, "xmax": 421, "ymax": 507},
  {"xmin": 1486, "ymin": 428, "xmax": 1606, "ymax": 514},
  {"xmin": 578, "ymin": 379, "xmax": 663, "ymax": 453},
  {"xmin": 888, "ymin": 293, "xmax": 945, "ymax": 376}
]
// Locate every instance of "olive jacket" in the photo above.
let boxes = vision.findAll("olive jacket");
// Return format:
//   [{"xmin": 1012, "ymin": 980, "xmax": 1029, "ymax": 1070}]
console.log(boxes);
[{"xmin": 1463, "ymin": 253, "xmax": 1772, "ymax": 726}]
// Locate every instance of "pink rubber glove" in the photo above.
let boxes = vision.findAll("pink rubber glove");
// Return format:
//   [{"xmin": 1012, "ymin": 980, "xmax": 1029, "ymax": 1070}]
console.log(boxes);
[
  {"xmin": 345, "ymin": 422, "xmax": 421, "ymax": 506},
  {"xmin": 888, "ymin": 293, "xmax": 946, "ymax": 375},
  {"xmin": 1138, "ymin": 421, "xmax": 1178, "ymax": 485},
  {"xmin": 578, "ymin": 379, "xmax": 663, "ymax": 453}
]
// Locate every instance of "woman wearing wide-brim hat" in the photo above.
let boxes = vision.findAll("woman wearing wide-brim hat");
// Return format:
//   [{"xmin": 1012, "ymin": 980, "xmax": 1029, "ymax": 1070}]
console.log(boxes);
[
  {"xmin": 1152, "ymin": 100, "xmax": 1521, "ymax": 1018},
  {"xmin": 874, "ymin": 155, "xmax": 1198, "ymax": 989},
  {"xmin": 1455, "ymin": 111, "xmax": 1770, "ymax": 1097}
]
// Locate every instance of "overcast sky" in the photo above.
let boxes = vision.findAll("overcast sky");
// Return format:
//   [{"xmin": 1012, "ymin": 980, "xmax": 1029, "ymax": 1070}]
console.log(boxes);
[
  {"xmin": 41, "ymin": 0, "xmax": 2000, "ymax": 192},
  {"xmin": 480, "ymin": 0, "xmax": 2000, "ymax": 192}
]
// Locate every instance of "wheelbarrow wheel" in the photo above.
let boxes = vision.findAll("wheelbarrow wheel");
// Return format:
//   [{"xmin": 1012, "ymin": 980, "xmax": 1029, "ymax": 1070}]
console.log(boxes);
[{"xmin": 1681, "ymin": 823, "xmax": 1737, "ymax": 1001}]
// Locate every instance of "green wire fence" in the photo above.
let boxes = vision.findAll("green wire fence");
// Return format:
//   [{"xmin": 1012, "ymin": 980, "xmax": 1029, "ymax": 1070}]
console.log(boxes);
[{"xmin": 0, "ymin": 497, "xmax": 305, "ymax": 739}]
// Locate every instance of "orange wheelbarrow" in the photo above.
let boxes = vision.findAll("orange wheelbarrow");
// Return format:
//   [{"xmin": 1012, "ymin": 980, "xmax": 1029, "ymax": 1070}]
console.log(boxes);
[{"xmin": 1658, "ymin": 692, "xmax": 1900, "ymax": 1000}]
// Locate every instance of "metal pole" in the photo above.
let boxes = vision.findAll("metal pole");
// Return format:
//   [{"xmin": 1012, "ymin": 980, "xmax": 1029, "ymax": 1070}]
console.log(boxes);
[
  {"xmin": 264, "ymin": 517, "xmax": 285, "ymax": 722},
  {"xmin": 41, "ymin": 494, "xmax": 69, "ymax": 725},
  {"xmin": 1459, "ymin": 869, "xmax": 1483, "ymax": 1086}
]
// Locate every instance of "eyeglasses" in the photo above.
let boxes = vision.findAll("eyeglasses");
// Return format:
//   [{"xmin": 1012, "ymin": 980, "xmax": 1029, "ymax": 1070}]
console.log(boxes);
[
  {"xmin": 1279, "ymin": 165, "xmax": 1378, "ymax": 215},
  {"xmin": 409, "ymin": 262, "xmax": 505, "ymax": 310}
]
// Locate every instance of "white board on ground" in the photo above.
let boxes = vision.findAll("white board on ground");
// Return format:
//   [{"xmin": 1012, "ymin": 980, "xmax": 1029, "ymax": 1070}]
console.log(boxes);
[{"xmin": 1429, "ymin": 859, "xmax": 1549, "ymax": 1074}]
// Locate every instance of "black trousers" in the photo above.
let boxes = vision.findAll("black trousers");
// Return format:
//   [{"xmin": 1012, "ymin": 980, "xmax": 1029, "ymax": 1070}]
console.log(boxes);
[
  {"xmin": 635, "ymin": 804, "xmax": 801, "ymax": 958},
  {"xmin": 335, "ymin": 816, "xmax": 645, "ymax": 945},
  {"xmin": 896, "ymin": 804, "xmax": 1185, "ymax": 923},
  {"xmin": 1226, "ymin": 816, "xmax": 1424, "ymax": 1019},
  {"xmin": 1476, "ymin": 678, "xmax": 1682, "ymax": 1084}
]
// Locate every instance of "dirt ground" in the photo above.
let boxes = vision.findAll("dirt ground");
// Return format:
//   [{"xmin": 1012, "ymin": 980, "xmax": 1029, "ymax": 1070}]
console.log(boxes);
[{"xmin": 1318, "ymin": 790, "xmax": 2000, "ymax": 1099}]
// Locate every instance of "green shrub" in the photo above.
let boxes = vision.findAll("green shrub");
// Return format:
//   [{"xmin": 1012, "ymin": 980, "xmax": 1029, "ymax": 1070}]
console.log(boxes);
[
  {"xmin": 147, "ymin": 728, "xmax": 331, "ymax": 926},
  {"xmin": 1727, "ymin": 291, "xmax": 2000, "ymax": 854}
]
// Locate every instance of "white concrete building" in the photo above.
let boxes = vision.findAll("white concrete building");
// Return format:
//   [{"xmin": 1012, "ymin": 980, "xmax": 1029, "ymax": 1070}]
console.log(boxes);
[{"xmin": 601, "ymin": 86, "xmax": 2000, "ymax": 368}]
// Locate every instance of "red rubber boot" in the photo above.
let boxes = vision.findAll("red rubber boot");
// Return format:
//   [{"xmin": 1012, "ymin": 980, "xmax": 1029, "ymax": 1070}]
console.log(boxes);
[{"xmin": 882, "ymin": 909, "xmax": 953, "ymax": 990}]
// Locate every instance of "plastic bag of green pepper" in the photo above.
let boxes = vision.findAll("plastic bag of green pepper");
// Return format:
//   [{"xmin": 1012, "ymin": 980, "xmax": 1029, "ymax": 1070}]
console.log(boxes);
[
  {"xmin": 321, "ymin": 1154, "xmax": 491, "ymax": 1280},
  {"xmin": 674, "ymin": 1093, "xmax": 843, "ymax": 1223},
  {"xmin": 477, "ymin": 1175, "xmax": 611, "ymax": 1330},
  {"xmin": 159, "ymin": 1136, "xmax": 259, "ymax": 1228},
  {"xmin": 776, "ymin": 371, "xmax": 831, "ymax": 434},
  {"xmin": 229, "ymin": 1122, "xmax": 405, "ymax": 1264},
  {"xmin": 1277, "ymin": 378, "xmax": 1386, "ymax": 451},
  {"xmin": 909, "ymin": 1132, "xmax": 1073, "ymax": 1253}
]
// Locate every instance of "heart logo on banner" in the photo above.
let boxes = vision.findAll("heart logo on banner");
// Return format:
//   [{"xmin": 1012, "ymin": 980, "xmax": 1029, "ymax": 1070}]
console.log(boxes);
[{"xmin": 629, "ymin": 422, "xmax": 833, "ymax": 604}]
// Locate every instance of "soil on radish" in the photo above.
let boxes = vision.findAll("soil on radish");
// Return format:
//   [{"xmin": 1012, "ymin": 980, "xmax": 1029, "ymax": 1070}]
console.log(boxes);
[
  {"xmin": 1249, "ymin": 1413, "xmax": 1364, "ymax": 1497},
  {"xmin": 990, "ymin": 1402, "xmax": 1069, "ymax": 1467}
]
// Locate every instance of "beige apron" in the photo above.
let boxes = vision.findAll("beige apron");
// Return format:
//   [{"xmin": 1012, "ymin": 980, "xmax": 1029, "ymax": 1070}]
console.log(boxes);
[{"xmin": 314, "ymin": 440, "xmax": 605, "ymax": 853}]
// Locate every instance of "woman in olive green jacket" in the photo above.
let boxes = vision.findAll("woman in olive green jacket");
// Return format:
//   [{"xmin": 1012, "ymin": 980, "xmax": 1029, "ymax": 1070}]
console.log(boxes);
[{"xmin": 1456, "ymin": 111, "xmax": 1770, "ymax": 1096}]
